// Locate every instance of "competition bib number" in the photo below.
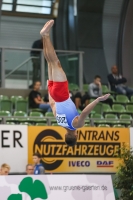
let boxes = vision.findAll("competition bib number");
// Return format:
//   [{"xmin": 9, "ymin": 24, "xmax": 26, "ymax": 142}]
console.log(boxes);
[{"xmin": 56, "ymin": 114, "xmax": 69, "ymax": 127}]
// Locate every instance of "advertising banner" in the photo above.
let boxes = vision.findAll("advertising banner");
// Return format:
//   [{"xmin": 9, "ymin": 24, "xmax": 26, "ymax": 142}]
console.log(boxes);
[
  {"xmin": 0, "ymin": 125, "xmax": 28, "ymax": 172},
  {"xmin": 28, "ymin": 126, "xmax": 130, "ymax": 173},
  {"xmin": 0, "ymin": 175, "xmax": 115, "ymax": 200}
]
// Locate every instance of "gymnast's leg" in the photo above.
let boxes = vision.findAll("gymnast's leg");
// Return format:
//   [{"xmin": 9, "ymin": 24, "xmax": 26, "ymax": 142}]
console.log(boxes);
[{"xmin": 40, "ymin": 20, "xmax": 67, "ymax": 82}]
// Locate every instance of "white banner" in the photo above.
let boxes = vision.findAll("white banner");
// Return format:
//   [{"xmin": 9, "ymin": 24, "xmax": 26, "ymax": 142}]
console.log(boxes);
[
  {"xmin": 130, "ymin": 128, "xmax": 133, "ymax": 147},
  {"xmin": 0, "ymin": 125, "xmax": 28, "ymax": 172},
  {"xmin": 0, "ymin": 175, "xmax": 115, "ymax": 200}
]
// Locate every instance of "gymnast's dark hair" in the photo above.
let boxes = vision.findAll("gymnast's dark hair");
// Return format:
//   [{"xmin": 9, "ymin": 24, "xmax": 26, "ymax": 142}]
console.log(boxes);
[{"xmin": 65, "ymin": 133, "xmax": 77, "ymax": 146}]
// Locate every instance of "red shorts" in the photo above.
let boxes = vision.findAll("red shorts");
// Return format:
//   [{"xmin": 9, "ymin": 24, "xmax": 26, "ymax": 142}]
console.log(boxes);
[{"xmin": 48, "ymin": 80, "xmax": 69, "ymax": 102}]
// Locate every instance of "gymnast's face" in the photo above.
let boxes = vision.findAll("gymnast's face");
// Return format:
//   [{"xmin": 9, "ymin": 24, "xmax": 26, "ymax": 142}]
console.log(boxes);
[{"xmin": 74, "ymin": 131, "xmax": 78, "ymax": 138}]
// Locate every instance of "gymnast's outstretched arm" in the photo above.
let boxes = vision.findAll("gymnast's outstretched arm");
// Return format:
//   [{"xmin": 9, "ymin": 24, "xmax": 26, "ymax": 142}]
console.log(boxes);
[{"xmin": 76, "ymin": 94, "xmax": 110, "ymax": 127}]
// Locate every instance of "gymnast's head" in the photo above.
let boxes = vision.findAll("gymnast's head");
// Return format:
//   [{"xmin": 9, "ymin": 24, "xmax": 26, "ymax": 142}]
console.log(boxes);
[{"xmin": 65, "ymin": 130, "xmax": 78, "ymax": 146}]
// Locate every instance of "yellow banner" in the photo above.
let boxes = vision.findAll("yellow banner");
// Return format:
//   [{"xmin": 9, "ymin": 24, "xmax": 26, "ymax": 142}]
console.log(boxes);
[{"xmin": 28, "ymin": 126, "xmax": 130, "ymax": 173}]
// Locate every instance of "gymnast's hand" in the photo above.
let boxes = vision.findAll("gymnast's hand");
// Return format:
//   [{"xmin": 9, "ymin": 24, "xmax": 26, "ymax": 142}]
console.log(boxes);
[{"xmin": 98, "ymin": 94, "xmax": 110, "ymax": 102}]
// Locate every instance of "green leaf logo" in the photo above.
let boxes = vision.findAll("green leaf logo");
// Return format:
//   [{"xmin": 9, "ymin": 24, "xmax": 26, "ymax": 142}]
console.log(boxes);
[
  {"xmin": 19, "ymin": 177, "xmax": 48, "ymax": 199},
  {"xmin": 8, "ymin": 177, "xmax": 48, "ymax": 200},
  {"xmin": 8, "ymin": 194, "xmax": 22, "ymax": 200}
]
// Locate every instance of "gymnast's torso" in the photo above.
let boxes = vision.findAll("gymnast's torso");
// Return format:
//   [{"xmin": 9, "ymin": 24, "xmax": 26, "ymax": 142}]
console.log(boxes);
[{"xmin": 55, "ymin": 98, "xmax": 79, "ymax": 130}]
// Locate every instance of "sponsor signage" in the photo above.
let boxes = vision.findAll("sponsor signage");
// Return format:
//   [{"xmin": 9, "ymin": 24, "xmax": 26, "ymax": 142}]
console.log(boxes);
[
  {"xmin": 0, "ymin": 175, "xmax": 115, "ymax": 200},
  {"xmin": 28, "ymin": 126, "xmax": 130, "ymax": 173},
  {"xmin": 0, "ymin": 125, "xmax": 28, "ymax": 172},
  {"xmin": 97, "ymin": 161, "xmax": 114, "ymax": 167}
]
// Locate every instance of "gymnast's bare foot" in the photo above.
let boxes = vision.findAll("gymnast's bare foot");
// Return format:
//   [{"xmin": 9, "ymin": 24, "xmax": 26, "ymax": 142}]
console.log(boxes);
[{"xmin": 40, "ymin": 20, "xmax": 54, "ymax": 36}]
